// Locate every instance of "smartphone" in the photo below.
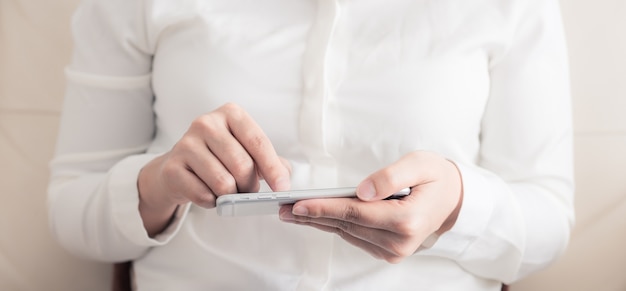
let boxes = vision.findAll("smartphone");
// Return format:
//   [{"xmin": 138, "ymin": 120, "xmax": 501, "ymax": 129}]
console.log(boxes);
[{"xmin": 216, "ymin": 187, "xmax": 411, "ymax": 217}]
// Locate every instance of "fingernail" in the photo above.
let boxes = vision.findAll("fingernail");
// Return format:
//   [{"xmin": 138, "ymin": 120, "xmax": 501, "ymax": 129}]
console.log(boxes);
[
  {"xmin": 357, "ymin": 181, "xmax": 376, "ymax": 200},
  {"xmin": 292, "ymin": 206, "xmax": 309, "ymax": 216}
]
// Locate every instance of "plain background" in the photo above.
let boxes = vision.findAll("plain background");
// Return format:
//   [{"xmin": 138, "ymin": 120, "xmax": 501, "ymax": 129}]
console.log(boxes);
[{"xmin": 0, "ymin": 0, "xmax": 624, "ymax": 290}]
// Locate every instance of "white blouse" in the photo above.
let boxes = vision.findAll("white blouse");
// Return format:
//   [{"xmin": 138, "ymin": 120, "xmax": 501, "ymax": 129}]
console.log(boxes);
[{"xmin": 48, "ymin": 0, "xmax": 575, "ymax": 290}]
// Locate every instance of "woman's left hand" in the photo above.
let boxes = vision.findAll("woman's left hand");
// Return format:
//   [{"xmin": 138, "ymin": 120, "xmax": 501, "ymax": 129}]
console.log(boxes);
[{"xmin": 279, "ymin": 151, "xmax": 463, "ymax": 263}]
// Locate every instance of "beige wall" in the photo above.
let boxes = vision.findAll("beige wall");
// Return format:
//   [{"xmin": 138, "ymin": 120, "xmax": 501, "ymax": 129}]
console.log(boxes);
[
  {"xmin": 0, "ymin": 0, "xmax": 623, "ymax": 290},
  {"xmin": 513, "ymin": 0, "xmax": 626, "ymax": 290},
  {"xmin": 0, "ymin": 1, "xmax": 110, "ymax": 290}
]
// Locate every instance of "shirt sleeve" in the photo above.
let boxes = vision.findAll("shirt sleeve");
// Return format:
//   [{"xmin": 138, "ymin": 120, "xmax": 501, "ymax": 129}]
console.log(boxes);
[
  {"xmin": 420, "ymin": 0, "xmax": 575, "ymax": 284},
  {"xmin": 47, "ymin": 0, "xmax": 190, "ymax": 262}
]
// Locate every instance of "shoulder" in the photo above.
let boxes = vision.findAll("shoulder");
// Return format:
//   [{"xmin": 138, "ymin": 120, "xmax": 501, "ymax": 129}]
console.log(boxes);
[
  {"xmin": 70, "ymin": 0, "xmax": 154, "ymax": 75},
  {"xmin": 72, "ymin": 0, "xmax": 145, "ymax": 30}
]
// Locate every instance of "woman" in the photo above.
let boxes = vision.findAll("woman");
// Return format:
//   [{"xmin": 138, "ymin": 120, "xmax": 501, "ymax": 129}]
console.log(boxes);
[{"xmin": 48, "ymin": 0, "xmax": 574, "ymax": 290}]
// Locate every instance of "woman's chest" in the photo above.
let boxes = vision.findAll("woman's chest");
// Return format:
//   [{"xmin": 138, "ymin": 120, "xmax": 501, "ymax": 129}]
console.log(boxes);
[{"xmin": 148, "ymin": 0, "xmax": 509, "ymax": 156}]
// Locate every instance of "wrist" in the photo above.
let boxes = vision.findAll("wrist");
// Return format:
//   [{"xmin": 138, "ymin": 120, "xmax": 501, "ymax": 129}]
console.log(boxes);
[
  {"xmin": 138, "ymin": 155, "xmax": 178, "ymax": 209},
  {"xmin": 435, "ymin": 159, "xmax": 463, "ymax": 235},
  {"xmin": 137, "ymin": 155, "xmax": 180, "ymax": 236}
]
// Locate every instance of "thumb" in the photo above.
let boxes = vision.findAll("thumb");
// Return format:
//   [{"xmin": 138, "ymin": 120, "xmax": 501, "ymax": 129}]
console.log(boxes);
[
  {"xmin": 355, "ymin": 151, "xmax": 437, "ymax": 201},
  {"xmin": 356, "ymin": 179, "xmax": 387, "ymax": 201},
  {"xmin": 356, "ymin": 152, "xmax": 429, "ymax": 201}
]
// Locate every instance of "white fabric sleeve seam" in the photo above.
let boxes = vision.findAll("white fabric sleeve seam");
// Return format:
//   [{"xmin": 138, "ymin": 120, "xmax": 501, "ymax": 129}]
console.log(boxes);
[{"xmin": 65, "ymin": 67, "xmax": 152, "ymax": 90}]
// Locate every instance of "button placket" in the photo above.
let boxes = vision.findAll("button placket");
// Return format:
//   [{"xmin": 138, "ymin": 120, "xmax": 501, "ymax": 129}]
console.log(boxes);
[
  {"xmin": 295, "ymin": 1, "xmax": 343, "ymax": 290},
  {"xmin": 299, "ymin": 0, "xmax": 342, "ymax": 188}
]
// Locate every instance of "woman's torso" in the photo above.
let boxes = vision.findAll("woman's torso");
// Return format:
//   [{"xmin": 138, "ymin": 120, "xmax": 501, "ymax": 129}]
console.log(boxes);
[{"xmin": 134, "ymin": 0, "xmax": 512, "ymax": 289}]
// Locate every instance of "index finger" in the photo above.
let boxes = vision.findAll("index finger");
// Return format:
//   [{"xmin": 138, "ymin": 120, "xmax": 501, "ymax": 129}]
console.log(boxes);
[
  {"xmin": 223, "ymin": 104, "xmax": 290, "ymax": 191},
  {"xmin": 290, "ymin": 197, "xmax": 411, "ymax": 231}
]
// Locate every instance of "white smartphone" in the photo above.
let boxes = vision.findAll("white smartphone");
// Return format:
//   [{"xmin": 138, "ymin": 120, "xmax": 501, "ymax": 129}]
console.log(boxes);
[{"xmin": 216, "ymin": 187, "xmax": 411, "ymax": 217}]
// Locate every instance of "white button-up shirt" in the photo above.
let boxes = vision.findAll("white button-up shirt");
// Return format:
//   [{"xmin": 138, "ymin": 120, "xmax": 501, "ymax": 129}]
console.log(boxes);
[{"xmin": 49, "ymin": 0, "xmax": 575, "ymax": 290}]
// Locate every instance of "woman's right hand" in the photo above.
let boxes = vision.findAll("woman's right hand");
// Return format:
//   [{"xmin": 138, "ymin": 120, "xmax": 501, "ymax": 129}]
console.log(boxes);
[{"xmin": 137, "ymin": 103, "xmax": 291, "ymax": 236}]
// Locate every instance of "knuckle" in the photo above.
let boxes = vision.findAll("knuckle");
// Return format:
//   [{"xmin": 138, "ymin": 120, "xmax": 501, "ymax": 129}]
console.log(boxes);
[
  {"xmin": 407, "ymin": 150, "xmax": 425, "ymax": 162},
  {"xmin": 211, "ymin": 173, "xmax": 237, "ymax": 195},
  {"xmin": 390, "ymin": 211, "xmax": 424, "ymax": 236},
  {"xmin": 247, "ymin": 133, "xmax": 266, "ymax": 149},
  {"xmin": 174, "ymin": 136, "xmax": 195, "ymax": 152},
  {"xmin": 230, "ymin": 153, "xmax": 255, "ymax": 174},
  {"xmin": 393, "ymin": 219, "xmax": 420, "ymax": 237},
  {"xmin": 190, "ymin": 115, "xmax": 220, "ymax": 135},
  {"xmin": 336, "ymin": 220, "xmax": 353, "ymax": 233},
  {"xmin": 220, "ymin": 102, "xmax": 240, "ymax": 113},
  {"xmin": 220, "ymin": 103, "xmax": 244, "ymax": 120},
  {"xmin": 341, "ymin": 205, "xmax": 361, "ymax": 222},
  {"xmin": 161, "ymin": 161, "xmax": 181, "ymax": 183},
  {"xmin": 190, "ymin": 115, "xmax": 208, "ymax": 129},
  {"xmin": 387, "ymin": 241, "xmax": 416, "ymax": 258}
]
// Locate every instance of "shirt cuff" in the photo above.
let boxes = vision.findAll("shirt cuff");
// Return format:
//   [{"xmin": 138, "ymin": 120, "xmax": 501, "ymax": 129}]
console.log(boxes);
[
  {"xmin": 419, "ymin": 162, "xmax": 496, "ymax": 258},
  {"xmin": 108, "ymin": 154, "xmax": 191, "ymax": 247}
]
